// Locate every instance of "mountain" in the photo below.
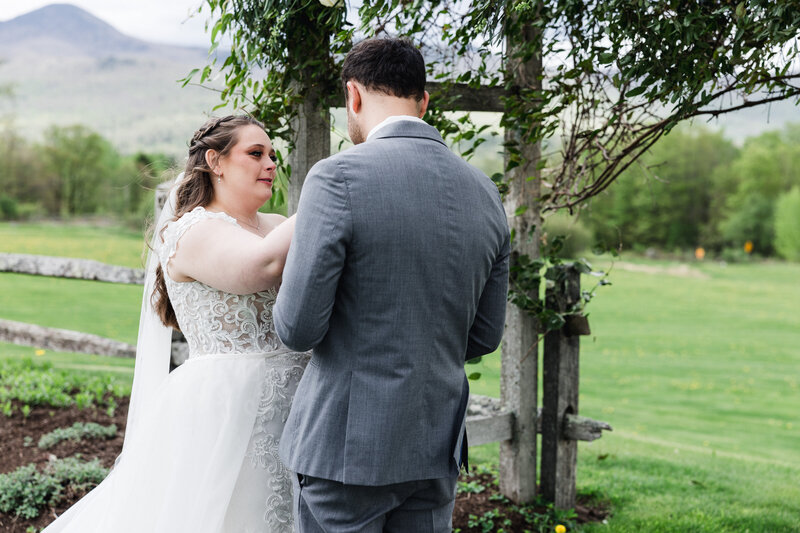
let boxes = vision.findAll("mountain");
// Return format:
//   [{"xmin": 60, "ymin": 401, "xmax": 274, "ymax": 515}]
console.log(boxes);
[
  {"xmin": 0, "ymin": 4, "xmax": 226, "ymax": 156},
  {"xmin": 0, "ymin": 4, "xmax": 153, "ymax": 57}
]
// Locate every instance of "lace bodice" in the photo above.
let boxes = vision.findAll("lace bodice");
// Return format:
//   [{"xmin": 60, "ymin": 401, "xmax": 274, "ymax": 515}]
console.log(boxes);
[{"xmin": 158, "ymin": 206, "xmax": 284, "ymax": 357}]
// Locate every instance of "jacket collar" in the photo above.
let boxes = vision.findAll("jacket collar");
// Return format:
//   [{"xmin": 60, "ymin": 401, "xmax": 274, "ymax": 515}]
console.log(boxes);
[{"xmin": 368, "ymin": 119, "xmax": 448, "ymax": 148}]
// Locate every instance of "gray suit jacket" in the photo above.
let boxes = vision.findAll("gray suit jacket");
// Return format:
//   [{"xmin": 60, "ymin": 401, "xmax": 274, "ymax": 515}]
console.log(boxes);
[{"xmin": 274, "ymin": 119, "xmax": 509, "ymax": 486}]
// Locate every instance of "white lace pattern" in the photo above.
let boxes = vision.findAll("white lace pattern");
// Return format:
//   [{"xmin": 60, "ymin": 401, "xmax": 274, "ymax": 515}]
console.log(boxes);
[
  {"xmin": 159, "ymin": 206, "xmax": 284, "ymax": 357},
  {"xmin": 159, "ymin": 206, "xmax": 309, "ymax": 532}
]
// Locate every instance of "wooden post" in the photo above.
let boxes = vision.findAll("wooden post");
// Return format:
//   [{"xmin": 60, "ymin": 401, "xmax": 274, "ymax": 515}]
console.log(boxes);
[
  {"xmin": 499, "ymin": 14, "xmax": 544, "ymax": 503},
  {"xmin": 286, "ymin": 19, "xmax": 332, "ymax": 216},
  {"xmin": 287, "ymin": 92, "xmax": 330, "ymax": 215},
  {"xmin": 541, "ymin": 265, "xmax": 583, "ymax": 508},
  {"xmin": 155, "ymin": 180, "xmax": 170, "ymax": 221}
]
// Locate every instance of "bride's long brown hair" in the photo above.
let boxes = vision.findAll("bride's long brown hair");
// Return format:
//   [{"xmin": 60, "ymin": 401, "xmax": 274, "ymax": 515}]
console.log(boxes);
[{"xmin": 152, "ymin": 115, "xmax": 266, "ymax": 329}]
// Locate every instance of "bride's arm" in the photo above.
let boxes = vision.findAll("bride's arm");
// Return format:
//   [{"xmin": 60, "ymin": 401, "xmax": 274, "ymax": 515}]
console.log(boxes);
[{"xmin": 166, "ymin": 215, "xmax": 297, "ymax": 294}]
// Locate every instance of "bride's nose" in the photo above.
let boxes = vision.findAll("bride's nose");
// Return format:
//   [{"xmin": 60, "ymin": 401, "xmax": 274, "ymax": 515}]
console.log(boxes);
[{"xmin": 265, "ymin": 158, "xmax": 277, "ymax": 172}]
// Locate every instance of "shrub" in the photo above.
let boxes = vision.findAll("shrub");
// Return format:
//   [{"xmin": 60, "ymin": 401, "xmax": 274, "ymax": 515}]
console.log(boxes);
[
  {"xmin": 719, "ymin": 247, "xmax": 753, "ymax": 264},
  {"xmin": 46, "ymin": 457, "xmax": 108, "ymax": 493},
  {"xmin": 0, "ymin": 458, "xmax": 108, "ymax": 519},
  {"xmin": 15, "ymin": 202, "xmax": 45, "ymax": 220},
  {"xmin": 774, "ymin": 186, "xmax": 800, "ymax": 261},
  {"xmin": 38, "ymin": 422, "xmax": 118, "ymax": 449},
  {"xmin": 0, "ymin": 464, "xmax": 61, "ymax": 519},
  {"xmin": 0, "ymin": 358, "xmax": 127, "ymax": 415},
  {"xmin": 543, "ymin": 212, "xmax": 593, "ymax": 259},
  {"xmin": 0, "ymin": 195, "xmax": 19, "ymax": 220}
]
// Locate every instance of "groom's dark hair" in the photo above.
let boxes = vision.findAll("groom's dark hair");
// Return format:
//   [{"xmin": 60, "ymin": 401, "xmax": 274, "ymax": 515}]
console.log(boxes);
[{"xmin": 341, "ymin": 37, "xmax": 426, "ymax": 102}]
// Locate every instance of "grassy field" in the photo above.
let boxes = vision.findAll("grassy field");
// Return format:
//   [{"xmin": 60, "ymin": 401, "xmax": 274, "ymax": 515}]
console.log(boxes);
[{"xmin": 1, "ymin": 222, "xmax": 799, "ymax": 531}]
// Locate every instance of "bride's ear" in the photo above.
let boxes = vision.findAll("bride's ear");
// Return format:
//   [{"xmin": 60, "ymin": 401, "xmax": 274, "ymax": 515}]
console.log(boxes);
[{"xmin": 205, "ymin": 149, "xmax": 220, "ymax": 174}]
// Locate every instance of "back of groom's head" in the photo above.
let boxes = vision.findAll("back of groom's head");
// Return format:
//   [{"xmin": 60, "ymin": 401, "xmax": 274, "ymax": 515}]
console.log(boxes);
[{"xmin": 341, "ymin": 37, "xmax": 426, "ymax": 102}]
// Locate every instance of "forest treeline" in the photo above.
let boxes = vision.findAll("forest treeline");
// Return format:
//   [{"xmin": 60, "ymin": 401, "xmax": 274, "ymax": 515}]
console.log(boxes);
[
  {"xmin": 569, "ymin": 124, "xmax": 800, "ymax": 261},
  {"xmin": 1, "ymin": 122, "xmax": 799, "ymax": 261},
  {"xmin": 0, "ymin": 124, "xmax": 174, "ymax": 227}
]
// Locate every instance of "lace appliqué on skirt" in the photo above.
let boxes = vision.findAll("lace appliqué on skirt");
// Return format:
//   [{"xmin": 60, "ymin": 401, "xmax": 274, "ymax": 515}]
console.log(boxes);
[{"xmin": 243, "ymin": 357, "xmax": 308, "ymax": 532}]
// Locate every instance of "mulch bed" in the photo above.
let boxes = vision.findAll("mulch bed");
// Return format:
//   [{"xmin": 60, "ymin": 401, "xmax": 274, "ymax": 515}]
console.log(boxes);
[
  {"xmin": 1, "ymin": 399, "xmax": 608, "ymax": 532},
  {"xmin": 453, "ymin": 471, "xmax": 609, "ymax": 532},
  {"xmin": 0, "ymin": 402, "xmax": 128, "ymax": 533}
]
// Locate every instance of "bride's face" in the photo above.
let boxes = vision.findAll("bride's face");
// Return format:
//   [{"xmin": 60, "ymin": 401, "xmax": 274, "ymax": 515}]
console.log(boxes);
[{"xmin": 215, "ymin": 125, "xmax": 277, "ymax": 207}]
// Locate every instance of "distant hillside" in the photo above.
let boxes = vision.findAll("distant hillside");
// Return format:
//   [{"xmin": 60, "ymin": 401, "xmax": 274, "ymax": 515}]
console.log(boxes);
[
  {"xmin": 0, "ymin": 3, "xmax": 797, "ymax": 158},
  {"xmin": 0, "ymin": 4, "xmax": 227, "ymax": 157}
]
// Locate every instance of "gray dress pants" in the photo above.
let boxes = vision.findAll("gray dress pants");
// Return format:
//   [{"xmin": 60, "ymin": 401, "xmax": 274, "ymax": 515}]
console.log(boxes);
[{"xmin": 292, "ymin": 473, "xmax": 458, "ymax": 533}]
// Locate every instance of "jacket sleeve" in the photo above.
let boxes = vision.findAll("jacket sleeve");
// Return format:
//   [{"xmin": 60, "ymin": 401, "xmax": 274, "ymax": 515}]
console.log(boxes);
[
  {"xmin": 273, "ymin": 158, "xmax": 351, "ymax": 352},
  {"xmin": 465, "ymin": 228, "xmax": 510, "ymax": 360}
]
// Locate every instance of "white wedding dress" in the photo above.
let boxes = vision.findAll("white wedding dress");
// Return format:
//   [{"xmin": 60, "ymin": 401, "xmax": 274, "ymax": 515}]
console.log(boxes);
[{"xmin": 43, "ymin": 206, "xmax": 309, "ymax": 533}]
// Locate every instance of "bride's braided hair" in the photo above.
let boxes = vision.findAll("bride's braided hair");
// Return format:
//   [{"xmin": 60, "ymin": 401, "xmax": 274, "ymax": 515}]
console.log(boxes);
[{"xmin": 152, "ymin": 115, "xmax": 266, "ymax": 329}]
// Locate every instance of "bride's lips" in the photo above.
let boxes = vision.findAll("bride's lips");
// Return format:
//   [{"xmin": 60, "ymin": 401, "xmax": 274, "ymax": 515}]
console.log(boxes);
[{"xmin": 257, "ymin": 178, "xmax": 273, "ymax": 185}]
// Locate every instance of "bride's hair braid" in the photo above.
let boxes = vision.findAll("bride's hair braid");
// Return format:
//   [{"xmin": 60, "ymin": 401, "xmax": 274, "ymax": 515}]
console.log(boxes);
[{"xmin": 152, "ymin": 114, "xmax": 266, "ymax": 329}]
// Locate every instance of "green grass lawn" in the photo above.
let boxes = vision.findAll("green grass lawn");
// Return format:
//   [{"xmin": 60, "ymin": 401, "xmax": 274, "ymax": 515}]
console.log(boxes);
[
  {"xmin": 0, "ymin": 220, "xmax": 146, "ymax": 268},
  {"xmin": 1, "ymin": 222, "xmax": 799, "ymax": 531},
  {"xmin": 0, "ymin": 222, "xmax": 145, "ymax": 344}
]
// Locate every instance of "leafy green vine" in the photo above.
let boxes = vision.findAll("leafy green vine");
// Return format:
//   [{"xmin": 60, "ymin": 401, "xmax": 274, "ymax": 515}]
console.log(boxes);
[{"xmin": 184, "ymin": 0, "xmax": 800, "ymax": 328}]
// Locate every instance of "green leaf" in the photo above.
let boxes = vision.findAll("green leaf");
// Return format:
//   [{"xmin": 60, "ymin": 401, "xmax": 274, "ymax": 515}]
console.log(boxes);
[
  {"xmin": 180, "ymin": 68, "xmax": 199, "ymax": 87},
  {"xmin": 626, "ymin": 85, "xmax": 647, "ymax": 98},
  {"xmin": 467, "ymin": 372, "xmax": 482, "ymax": 381}
]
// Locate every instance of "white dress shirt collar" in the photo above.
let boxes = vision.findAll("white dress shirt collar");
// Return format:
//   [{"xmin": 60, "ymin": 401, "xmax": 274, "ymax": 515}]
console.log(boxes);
[{"xmin": 366, "ymin": 115, "xmax": 427, "ymax": 142}]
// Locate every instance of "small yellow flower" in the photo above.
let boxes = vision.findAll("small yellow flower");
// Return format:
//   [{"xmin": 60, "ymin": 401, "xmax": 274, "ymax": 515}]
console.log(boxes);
[
  {"xmin": 35, "ymin": 349, "xmax": 45, "ymax": 356},
  {"xmin": 555, "ymin": 525, "xmax": 567, "ymax": 533},
  {"xmin": 744, "ymin": 240, "xmax": 754, "ymax": 254}
]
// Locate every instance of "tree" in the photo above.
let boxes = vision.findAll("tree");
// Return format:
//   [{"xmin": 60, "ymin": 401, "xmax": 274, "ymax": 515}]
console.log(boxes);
[
  {"xmin": 774, "ymin": 186, "xmax": 800, "ymax": 261},
  {"xmin": 585, "ymin": 127, "xmax": 738, "ymax": 251},
  {"xmin": 716, "ymin": 125, "xmax": 800, "ymax": 254},
  {"xmin": 40, "ymin": 125, "xmax": 118, "ymax": 216},
  {"xmin": 0, "ymin": 127, "xmax": 49, "ymax": 217}
]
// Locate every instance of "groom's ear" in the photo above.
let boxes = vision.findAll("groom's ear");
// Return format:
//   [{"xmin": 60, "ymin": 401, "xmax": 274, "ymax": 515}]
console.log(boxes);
[
  {"xmin": 417, "ymin": 90, "xmax": 430, "ymax": 118},
  {"xmin": 346, "ymin": 81, "xmax": 362, "ymax": 114}
]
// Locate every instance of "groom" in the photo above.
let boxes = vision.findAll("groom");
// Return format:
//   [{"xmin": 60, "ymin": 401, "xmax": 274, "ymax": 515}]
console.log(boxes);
[{"xmin": 274, "ymin": 37, "xmax": 510, "ymax": 532}]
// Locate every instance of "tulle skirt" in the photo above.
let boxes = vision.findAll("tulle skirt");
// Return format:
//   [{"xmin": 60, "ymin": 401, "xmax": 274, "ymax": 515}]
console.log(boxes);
[{"xmin": 42, "ymin": 350, "xmax": 309, "ymax": 533}]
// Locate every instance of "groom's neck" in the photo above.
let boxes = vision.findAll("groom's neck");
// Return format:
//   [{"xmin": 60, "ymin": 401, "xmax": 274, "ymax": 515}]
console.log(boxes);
[{"xmin": 360, "ymin": 94, "xmax": 426, "ymax": 136}]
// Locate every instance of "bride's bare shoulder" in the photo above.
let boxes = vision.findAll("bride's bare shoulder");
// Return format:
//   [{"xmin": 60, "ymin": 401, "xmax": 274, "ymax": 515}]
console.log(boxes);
[{"xmin": 259, "ymin": 212, "xmax": 288, "ymax": 232}]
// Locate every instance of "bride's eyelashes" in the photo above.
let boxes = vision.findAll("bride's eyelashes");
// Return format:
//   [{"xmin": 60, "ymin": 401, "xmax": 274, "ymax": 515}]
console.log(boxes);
[{"xmin": 248, "ymin": 151, "xmax": 277, "ymax": 163}]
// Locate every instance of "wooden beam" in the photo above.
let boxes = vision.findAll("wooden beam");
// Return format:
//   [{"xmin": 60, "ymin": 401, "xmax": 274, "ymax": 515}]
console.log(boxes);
[
  {"xmin": 330, "ymin": 82, "xmax": 504, "ymax": 113},
  {"xmin": 467, "ymin": 412, "xmax": 514, "ymax": 446},
  {"xmin": 0, "ymin": 253, "xmax": 144, "ymax": 285},
  {"xmin": 427, "ymin": 82, "xmax": 504, "ymax": 113},
  {"xmin": 563, "ymin": 413, "xmax": 612, "ymax": 442},
  {"xmin": 467, "ymin": 395, "xmax": 611, "ymax": 447}
]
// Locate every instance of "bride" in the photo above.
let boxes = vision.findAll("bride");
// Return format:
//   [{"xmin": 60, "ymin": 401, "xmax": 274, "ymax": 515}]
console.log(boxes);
[{"xmin": 43, "ymin": 115, "xmax": 309, "ymax": 533}]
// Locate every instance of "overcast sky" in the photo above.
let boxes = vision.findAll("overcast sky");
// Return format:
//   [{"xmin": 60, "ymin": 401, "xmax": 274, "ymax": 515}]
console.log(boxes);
[{"xmin": 0, "ymin": 1, "xmax": 212, "ymax": 47}]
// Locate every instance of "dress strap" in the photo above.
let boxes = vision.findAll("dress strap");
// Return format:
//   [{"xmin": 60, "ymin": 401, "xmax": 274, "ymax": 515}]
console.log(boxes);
[{"xmin": 158, "ymin": 206, "xmax": 240, "ymax": 271}]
